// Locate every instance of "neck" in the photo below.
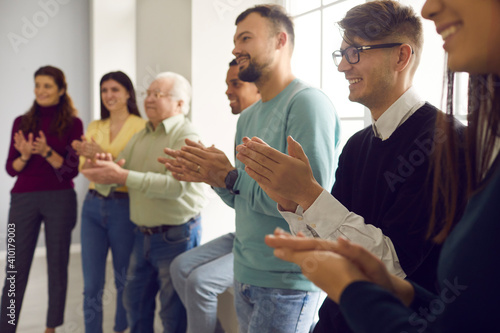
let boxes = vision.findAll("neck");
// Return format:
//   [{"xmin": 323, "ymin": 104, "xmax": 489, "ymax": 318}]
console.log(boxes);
[
  {"xmin": 109, "ymin": 107, "xmax": 130, "ymax": 123},
  {"xmin": 255, "ymin": 59, "xmax": 295, "ymax": 102},
  {"xmin": 370, "ymin": 83, "xmax": 412, "ymax": 121}
]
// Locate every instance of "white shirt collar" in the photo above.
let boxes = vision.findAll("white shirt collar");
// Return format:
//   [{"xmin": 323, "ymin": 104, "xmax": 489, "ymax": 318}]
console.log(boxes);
[{"xmin": 371, "ymin": 87, "xmax": 425, "ymax": 140}]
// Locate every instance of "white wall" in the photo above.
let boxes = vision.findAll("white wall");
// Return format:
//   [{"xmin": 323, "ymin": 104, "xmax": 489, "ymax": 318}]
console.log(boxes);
[
  {"xmin": 0, "ymin": 0, "xmax": 292, "ymax": 250},
  {"xmin": 136, "ymin": 0, "xmax": 192, "ymax": 116},
  {"xmin": 191, "ymin": 0, "xmax": 282, "ymax": 243},
  {"xmin": 91, "ymin": 0, "xmax": 136, "ymax": 120},
  {"xmin": 0, "ymin": 0, "xmax": 90, "ymax": 251}
]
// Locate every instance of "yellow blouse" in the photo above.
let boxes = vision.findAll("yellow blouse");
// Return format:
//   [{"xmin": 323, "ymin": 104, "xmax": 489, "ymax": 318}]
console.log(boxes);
[{"xmin": 80, "ymin": 114, "xmax": 146, "ymax": 192}]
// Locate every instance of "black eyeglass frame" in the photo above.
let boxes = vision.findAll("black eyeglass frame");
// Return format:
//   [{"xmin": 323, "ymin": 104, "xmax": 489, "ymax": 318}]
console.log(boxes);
[{"xmin": 332, "ymin": 43, "xmax": 414, "ymax": 67}]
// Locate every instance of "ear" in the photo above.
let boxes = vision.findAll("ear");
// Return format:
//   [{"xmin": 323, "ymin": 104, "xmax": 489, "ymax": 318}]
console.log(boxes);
[
  {"xmin": 276, "ymin": 31, "xmax": 287, "ymax": 49},
  {"xmin": 58, "ymin": 88, "xmax": 66, "ymax": 97},
  {"xmin": 177, "ymin": 99, "xmax": 184, "ymax": 113},
  {"xmin": 395, "ymin": 44, "xmax": 413, "ymax": 72}
]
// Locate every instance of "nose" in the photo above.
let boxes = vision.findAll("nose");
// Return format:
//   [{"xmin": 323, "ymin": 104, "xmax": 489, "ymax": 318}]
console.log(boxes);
[
  {"xmin": 421, "ymin": 0, "xmax": 442, "ymax": 20},
  {"xmin": 232, "ymin": 42, "xmax": 241, "ymax": 57},
  {"xmin": 337, "ymin": 55, "xmax": 351, "ymax": 73}
]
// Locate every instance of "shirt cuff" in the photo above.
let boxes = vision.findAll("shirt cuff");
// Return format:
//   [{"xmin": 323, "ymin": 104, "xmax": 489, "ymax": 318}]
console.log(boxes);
[
  {"xmin": 95, "ymin": 183, "xmax": 113, "ymax": 197},
  {"xmin": 125, "ymin": 170, "xmax": 144, "ymax": 190}
]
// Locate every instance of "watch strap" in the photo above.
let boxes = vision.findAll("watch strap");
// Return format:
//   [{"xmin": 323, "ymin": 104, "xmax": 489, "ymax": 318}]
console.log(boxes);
[
  {"xmin": 44, "ymin": 148, "xmax": 53, "ymax": 159},
  {"xmin": 224, "ymin": 169, "xmax": 240, "ymax": 195}
]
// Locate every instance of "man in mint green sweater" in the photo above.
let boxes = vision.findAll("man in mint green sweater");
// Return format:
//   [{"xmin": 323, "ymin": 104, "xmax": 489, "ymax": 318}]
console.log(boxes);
[{"xmin": 162, "ymin": 5, "xmax": 340, "ymax": 332}]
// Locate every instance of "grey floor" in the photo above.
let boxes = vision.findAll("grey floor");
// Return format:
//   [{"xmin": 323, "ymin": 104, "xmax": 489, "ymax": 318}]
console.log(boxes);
[
  {"xmin": 0, "ymin": 249, "xmax": 144, "ymax": 333},
  {"xmin": 0, "ymin": 249, "xmax": 238, "ymax": 333}
]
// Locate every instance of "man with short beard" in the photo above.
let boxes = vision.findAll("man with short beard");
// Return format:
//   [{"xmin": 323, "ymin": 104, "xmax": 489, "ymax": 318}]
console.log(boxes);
[
  {"xmin": 169, "ymin": 59, "xmax": 260, "ymax": 333},
  {"xmin": 162, "ymin": 5, "xmax": 340, "ymax": 332}
]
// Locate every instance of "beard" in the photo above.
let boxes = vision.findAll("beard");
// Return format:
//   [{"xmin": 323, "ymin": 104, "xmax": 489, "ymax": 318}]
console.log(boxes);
[{"xmin": 238, "ymin": 59, "xmax": 262, "ymax": 83}]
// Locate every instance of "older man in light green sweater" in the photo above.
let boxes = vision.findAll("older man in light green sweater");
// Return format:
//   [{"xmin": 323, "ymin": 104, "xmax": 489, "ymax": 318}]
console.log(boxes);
[{"xmin": 82, "ymin": 72, "xmax": 207, "ymax": 333}]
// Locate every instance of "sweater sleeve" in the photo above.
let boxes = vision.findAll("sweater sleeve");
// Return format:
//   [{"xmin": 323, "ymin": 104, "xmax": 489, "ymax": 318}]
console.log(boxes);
[
  {"xmin": 5, "ymin": 117, "xmax": 23, "ymax": 177},
  {"xmin": 52, "ymin": 117, "xmax": 84, "ymax": 182},
  {"xmin": 340, "ymin": 281, "xmax": 439, "ymax": 333}
]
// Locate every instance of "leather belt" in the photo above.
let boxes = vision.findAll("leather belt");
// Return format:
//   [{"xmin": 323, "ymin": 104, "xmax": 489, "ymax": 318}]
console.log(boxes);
[
  {"xmin": 138, "ymin": 224, "xmax": 175, "ymax": 235},
  {"xmin": 88, "ymin": 189, "xmax": 129, "ymax": 199},
  {"xmin": 137, "ymin": 214, "xmax": 200, "ymax": 235}
]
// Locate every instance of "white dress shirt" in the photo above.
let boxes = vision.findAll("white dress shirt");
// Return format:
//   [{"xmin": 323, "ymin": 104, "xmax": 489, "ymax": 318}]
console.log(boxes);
[{"xmin": 279, "ymin": 87, "xmax": 425, "ymax": 277}]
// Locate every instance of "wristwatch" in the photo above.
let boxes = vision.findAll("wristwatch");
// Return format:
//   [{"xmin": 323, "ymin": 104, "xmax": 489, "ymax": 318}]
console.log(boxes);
[
  {"xmin": 224, "ymin": 169, "xmax": 240, "ymax": 195},
  {"xmin": 44, "ymin": 148, "xmax": 53, "ymax": 159}
]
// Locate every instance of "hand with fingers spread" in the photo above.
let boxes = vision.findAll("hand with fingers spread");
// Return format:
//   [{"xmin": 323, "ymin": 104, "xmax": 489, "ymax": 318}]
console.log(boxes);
[
  {"xmin": 265, "ymin": 228, "xmax": 414, "ymax": 305},
  {"xmin": 13, "ymin": 130, "xmax": 34, "ymax": 160},
  {"xmin": 71, "ymin": 135, "xmax": 104, "ymax": 159},
  {"xmin": 32, "ymin": 131, "xmax": 52, "ymax": 157},
  {"xmin": 161, "ymin": 138, "xmax": 235, "ymax": 187},
  {"xmin": 236, "ymin": 135, "xmax": 324, "ymax": 211}
]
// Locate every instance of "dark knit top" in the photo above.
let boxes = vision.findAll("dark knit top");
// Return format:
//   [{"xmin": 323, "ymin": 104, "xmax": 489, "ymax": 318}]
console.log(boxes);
[
  {"xmin": 339, "ymin": 152, "xmax": 500, "ymax": 333},
  {"xmin": 6, "ymin": 105, "xmax": 83, "ymax": 193},
  {"xmin": 315, "ymin": 103, "xmax": 458, "ymax": 332}
]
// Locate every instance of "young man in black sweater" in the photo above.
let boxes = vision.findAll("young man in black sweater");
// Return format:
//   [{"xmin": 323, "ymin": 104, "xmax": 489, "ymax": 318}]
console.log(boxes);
[{"xmin": 236, "ymin": 1, "xmax": 463, "ymax": 331}]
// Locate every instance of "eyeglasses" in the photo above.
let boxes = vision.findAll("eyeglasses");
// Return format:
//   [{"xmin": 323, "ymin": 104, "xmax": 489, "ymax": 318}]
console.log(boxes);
[
  {"xmin": 332, "ymin": 43, "xmax": 413, "ymax": 67},
  {"xmin": 141, "ymin": 90, "xmax": 171, "ymax": 99}
]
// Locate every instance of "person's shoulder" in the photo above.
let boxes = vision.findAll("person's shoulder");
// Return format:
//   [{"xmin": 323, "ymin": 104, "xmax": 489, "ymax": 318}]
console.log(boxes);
[
  {"xmin": 13, "ymin": 115, "xmax": 23, "ymax": 125},
  {"xmin": 71, "ymin": 116, "xmax": 84, "ymax": 128},
  {"xmin": 174, "ymin": 115, "xmax": 201, "ymax": 136},
  {"xmin": 238, "ymin": 100, "xmax": 263, "ymax": 120},
  {"xmin": 349, "ymin": 125, "xmax": 373, "ymax": 143},
  {"xmin": 127, "ymin": 114, "xmax": 147, "ymax": 129},
  {"xmin": 128, "ymin": 114, "xmax": 147, "ymax": 123},
  {"xmin": 291, "ymin": 81, "xmax": 333, "ymax": 106}
]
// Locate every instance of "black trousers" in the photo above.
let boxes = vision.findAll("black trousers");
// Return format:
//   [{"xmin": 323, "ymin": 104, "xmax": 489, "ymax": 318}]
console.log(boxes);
[{"xmin": 0, "ymin": 189, "xmax": 77, "ymax": 332}]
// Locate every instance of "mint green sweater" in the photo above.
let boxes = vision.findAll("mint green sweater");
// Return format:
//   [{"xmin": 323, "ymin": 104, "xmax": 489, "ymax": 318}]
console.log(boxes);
[{"xmin": 215, "ymin": 79, "xmax": 340, "ymax": 291}]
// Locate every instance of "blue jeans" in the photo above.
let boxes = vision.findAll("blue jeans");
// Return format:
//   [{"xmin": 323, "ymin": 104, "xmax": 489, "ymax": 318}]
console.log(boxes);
[
  {"xmin": 123, "ymin": 216, "xmax": 201, "ymax": 333},
  {"xmin": 80, "ymin": 191, "xmax": 136, "ymax": 333},
  {"xmin": 170, "ymin": 232, "xmax": 235, "ymax": 333},
  {"xmin": 234, "ymin": 281, "xmax": 320, "ymax": 333}
]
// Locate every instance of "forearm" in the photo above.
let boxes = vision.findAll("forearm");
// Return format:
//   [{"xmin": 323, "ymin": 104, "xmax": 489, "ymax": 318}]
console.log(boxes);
[
  {"xmin": 12, "ymin": 156, "xmax": 30, "ymax": 172},
  {"xmin": 126, "ymin": 170, "xmax": 187, "ymax": 199},
  {"xmin": 282, "ymin": 190, "xmax": 406, "ymax": 277},
  {"xmin": 44, "ymin": 148, "xmax": 64, "ymax": 169}
]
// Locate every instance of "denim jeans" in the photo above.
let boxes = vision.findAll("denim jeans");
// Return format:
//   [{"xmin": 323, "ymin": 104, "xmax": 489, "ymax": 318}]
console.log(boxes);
[
  {"xmin": 234, "ymin": 281, "xmax": 320, "ymax": 333},
  {"xmin": 170, "ymin": 232, "xmax": 235, "ymax": 333},
  {"xmin": 80, "ymin": 191, "xmax": 136, "ymax": 333},
  {"xmin": 123, "ymin": 216, "xmax": 201, "ymax": 333}
]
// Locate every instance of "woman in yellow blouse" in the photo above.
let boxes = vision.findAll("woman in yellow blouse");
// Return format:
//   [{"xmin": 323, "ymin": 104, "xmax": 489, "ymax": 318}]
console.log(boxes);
[{"xmin": 72, "ymin": 71, "xmax": 146, "ymax": 333}]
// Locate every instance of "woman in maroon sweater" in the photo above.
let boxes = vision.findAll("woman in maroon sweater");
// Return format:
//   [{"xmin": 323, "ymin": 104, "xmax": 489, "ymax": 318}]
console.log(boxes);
[{"xmin": 0, "ymin": 66, "xmax": 83, "ymax": 333}]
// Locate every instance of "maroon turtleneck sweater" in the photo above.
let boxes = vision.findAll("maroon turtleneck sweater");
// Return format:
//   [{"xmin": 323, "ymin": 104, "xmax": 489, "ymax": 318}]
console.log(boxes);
[{"xmin": 6, "ymin": 105, "xmax": 83, "ymax": 193}]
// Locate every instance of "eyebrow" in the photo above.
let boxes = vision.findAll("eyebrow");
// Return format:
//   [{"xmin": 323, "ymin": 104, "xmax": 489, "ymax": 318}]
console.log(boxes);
[{"xmin": 234, "ymin": 31, "xmax": 251, "ymax": 43}]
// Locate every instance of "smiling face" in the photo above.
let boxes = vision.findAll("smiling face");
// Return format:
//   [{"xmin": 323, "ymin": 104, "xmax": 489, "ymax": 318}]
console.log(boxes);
[
  {"xmin": 232, "ymin": 12, "xmax": 276, "ymax": 83},
  {"xmin": 422, "ymin": 0, "xmax": 500, "ymax": 74},
  {"xmin": 34, "ymin": 75, "xmax": 64, "ymax": 107},
  {"xmin": 144, "ymin": 78, "xmax": 182, "ymax": 128},
  {"xmin": 225, "ymin": 65, "xmax": 260, "ymax": 114},
  {"xmin": 337, "ymin": 38, "xmax": 395, "ymax": 112},
  {"xmin": 100, "ymin": 79, "xmax": 130, "ymax": 114}
]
